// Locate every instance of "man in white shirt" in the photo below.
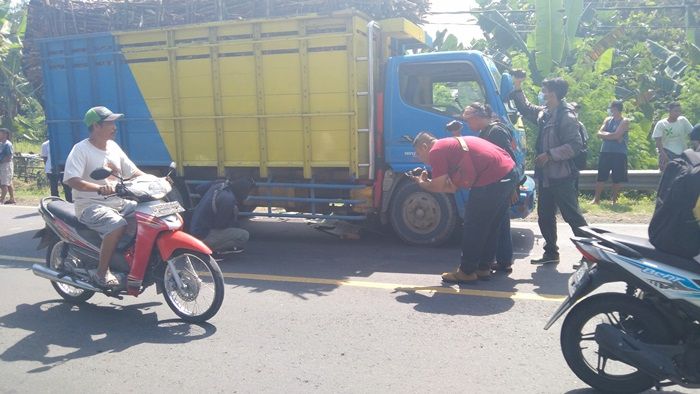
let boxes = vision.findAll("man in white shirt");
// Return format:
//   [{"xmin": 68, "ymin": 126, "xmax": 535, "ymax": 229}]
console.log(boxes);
[
  {"xmin": 63, "ymin": 106, "xmax": 144, "ymax": 287},
  {"xmin": 41, "ymin": 140, "xmax": 72, "ymax": 202},
  {"xmin": 652, "ymin": 102, "xmax": 693, "ymax": 170}
]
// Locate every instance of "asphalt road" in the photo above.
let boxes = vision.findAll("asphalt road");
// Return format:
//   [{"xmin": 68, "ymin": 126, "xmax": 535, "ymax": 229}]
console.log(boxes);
[{"xmin": 0, "ymin": 204, "xmax": 689, "ymax": 393}]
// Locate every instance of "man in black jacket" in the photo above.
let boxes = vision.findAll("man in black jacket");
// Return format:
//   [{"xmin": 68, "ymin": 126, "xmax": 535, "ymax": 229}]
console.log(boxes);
[
  {"xmin": 190, "ymin": 179, "xmax": 251, "ymax": 257},
  {"xmin": 510, "ymin": 75, "xmax": 588, "ymax": 264}
]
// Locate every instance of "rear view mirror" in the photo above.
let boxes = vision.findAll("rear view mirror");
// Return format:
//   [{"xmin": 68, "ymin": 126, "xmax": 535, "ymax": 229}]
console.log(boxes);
[{"xmin": 90, "ymin": 168, "xmax": 112, "ymax": 180}]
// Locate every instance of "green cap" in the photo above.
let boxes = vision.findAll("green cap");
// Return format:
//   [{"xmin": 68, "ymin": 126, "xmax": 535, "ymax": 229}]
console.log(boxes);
[{"xmin": 84, "ymin": 106, "xmax": 123, "ymax": 127}]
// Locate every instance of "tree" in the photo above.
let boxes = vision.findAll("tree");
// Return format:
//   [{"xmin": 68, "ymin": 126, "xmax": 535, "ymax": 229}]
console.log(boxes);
[{"xmin": 0, "ymin": 0, "xmax": 44, "ymax": 140}]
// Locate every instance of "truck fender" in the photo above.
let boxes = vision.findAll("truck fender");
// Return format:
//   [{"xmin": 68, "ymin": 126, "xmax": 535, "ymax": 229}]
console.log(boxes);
[
  {"xmin": 156, "ymin": 230, "xmax": 212, "ymax": 261},
  {"xmin": 379, "ymin": 170, "xmax": 403, "ymax": 225}
]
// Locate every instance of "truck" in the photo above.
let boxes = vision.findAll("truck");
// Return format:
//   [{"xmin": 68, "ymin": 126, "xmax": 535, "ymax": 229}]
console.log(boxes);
[{"xmin": 39, "ymin": 10, "xmax": 535, "ymax": 246}]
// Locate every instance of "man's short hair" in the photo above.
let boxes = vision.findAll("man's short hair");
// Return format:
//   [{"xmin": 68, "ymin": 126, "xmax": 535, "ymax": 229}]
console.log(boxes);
[
  {"xmin": 541, "ymin": 77, "xmax": 568, "ymax": 101},
  {"xmin": 412, "ymin": 132, "xmax": 437, "ymax": 148},
  {"xmin": 610, "ymin": 100, "xmax": 624, "ymax": 112},
  {"xmin": 691, "ymin": 124, "xmax": 700, "ymax": 142},
  {"xmin": 669, "ymin": 101, "xmax": 681, "ymax": 110},
  {"xmin": 0, "ymin": 128, "xmax": 10, "ymax": 139}
]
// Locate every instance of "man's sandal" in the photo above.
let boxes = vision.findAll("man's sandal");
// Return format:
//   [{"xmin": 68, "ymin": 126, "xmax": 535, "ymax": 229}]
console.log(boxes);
[{"xmin": 89, "ymin": 270, "xmax": 119, "ymax": 288}]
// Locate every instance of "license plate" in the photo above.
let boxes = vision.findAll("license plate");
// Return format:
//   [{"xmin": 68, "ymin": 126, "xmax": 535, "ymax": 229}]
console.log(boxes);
[
  {"xmin": 151, "ymin": 201, "xmax": 185, "ymax": 217},
  {"xmin": 568, "ymin": 262, "xmax": 591, "ymax": 296}
]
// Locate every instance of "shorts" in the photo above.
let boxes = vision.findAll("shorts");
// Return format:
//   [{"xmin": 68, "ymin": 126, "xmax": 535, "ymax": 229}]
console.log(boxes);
[
  {"xmin": 0, "ymin": 161, "xmax": 13, "ymax": 186},
  {"xmin": 596, "ymin": 152, "xmax": 628, "ymax": 183},
  {"xmin": 78, "ymin": 203, "xmax": 134, "ymax": 237}
]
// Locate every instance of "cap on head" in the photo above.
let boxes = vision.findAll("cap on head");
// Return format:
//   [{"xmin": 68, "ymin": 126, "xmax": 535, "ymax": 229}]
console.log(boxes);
[{"xmin": 84, "ymin": 106, "xmax": 123, "ymax": 127}]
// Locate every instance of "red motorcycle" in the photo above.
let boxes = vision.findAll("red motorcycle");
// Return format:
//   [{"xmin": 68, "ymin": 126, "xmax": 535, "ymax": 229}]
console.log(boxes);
[{"xmin": 33, "ymin": 167, "xmax": 225, "ymax": 323}]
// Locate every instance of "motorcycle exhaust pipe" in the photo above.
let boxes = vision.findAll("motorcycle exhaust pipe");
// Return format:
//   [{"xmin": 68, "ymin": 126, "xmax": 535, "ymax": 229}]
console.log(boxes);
[{"xmin": 32, "ymin": 264, "xmax": 101, "ymax": 292}]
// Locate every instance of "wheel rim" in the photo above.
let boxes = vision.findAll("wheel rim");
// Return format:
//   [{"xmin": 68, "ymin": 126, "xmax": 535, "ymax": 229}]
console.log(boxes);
[
  {"xmin": 576, "ymin": 311, "xmax": 657, "ymax": 380},
  {"xmin": 401, "ymin": 191, "xmax": 441, "ymax": 235},
  {"xmin": 164, "ymin": 253, "xmax": 217, "ymax": 317},
  {"xmin": 49, "ymin": 242, "xmax": 86, "ymax": 297}
]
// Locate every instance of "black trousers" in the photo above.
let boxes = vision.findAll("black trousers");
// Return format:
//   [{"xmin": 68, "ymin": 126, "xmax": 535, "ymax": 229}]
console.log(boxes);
[
  {"xmin": 47, "ymin": 172, "xmax": 73, "ymax": 202},
  {"xmin": 537, "ymin": 177, "xmax": 587, "ymax": 255},
  {"xmin": 460, "ymin": 171, "xmax": 517, "ymax": 274}
]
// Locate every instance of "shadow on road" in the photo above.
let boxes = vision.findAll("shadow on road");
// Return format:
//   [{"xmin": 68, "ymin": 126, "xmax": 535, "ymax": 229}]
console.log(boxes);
[
  {"xmin": 0, "ymin": 300, "xmax": 216, "ymax": 373},
  {"xmin": 215, "ymin": 220, "xmax": 566, "ymax": 304},
  {"xmin": 0, "ymin": 229, "xmax": 44, "ymax": 270}
]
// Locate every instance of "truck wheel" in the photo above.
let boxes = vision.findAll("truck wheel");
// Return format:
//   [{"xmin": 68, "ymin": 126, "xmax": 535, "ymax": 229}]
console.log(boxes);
[{"xmin": 389, "ymin": 180, "xmax": 457, "ymax": 246}]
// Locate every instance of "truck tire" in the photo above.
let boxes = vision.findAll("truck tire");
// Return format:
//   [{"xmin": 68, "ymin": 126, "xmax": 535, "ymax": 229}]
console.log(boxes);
[{"xmin": 389, "ymin": 180, "xmax": 457, "ymax": 246}]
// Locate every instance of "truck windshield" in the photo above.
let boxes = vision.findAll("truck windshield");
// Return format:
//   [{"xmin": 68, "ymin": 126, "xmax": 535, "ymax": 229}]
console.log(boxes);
[{"xmin": 399, "ymin": 62, "xmax": 485, "ymax": 117}]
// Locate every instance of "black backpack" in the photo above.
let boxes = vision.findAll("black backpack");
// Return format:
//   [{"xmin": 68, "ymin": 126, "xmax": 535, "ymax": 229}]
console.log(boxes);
[
  {"xmin": 555, "ymin": 105, "xmax": 589, "ymax": 170},
  {"xmin": 648, "ymin": 149, "xmax": 700, "ymax": 258}
]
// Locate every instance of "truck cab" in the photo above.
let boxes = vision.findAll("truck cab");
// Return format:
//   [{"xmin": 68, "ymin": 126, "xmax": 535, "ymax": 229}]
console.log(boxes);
[{"xmin": 377, "ymin": 51, "xmax": 535, "ymax": 245}]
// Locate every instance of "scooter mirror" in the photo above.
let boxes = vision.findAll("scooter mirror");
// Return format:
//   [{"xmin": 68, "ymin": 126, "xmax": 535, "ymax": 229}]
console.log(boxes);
[
  {"xmin": 90, "ymin": 167, "xmax": 113, "ymax": 180},
  {"xmin": 169, "ymin": 162, "xmax": 176, "ymax": 169}
]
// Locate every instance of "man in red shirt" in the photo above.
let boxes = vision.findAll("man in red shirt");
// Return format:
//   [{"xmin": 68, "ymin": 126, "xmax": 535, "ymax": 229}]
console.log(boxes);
[{"xmin": 412, "ymin": 132, "xmax": 517, "ymax": 283}]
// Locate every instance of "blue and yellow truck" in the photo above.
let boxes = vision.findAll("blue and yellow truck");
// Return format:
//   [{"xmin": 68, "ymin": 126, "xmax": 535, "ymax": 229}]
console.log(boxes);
[{"xmin": 40, "ymin": 10, "xmax": 535, "ymax": 245}]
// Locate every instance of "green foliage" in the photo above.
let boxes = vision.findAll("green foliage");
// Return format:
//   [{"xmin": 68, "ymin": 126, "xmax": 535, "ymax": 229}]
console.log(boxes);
[
  {"xmin": 0, "ymin": 1, "xmax": 45, "ymax": 143},
  {"xmin": 678, "ymin": 66, "xmax": 700, "ymax": 126}
]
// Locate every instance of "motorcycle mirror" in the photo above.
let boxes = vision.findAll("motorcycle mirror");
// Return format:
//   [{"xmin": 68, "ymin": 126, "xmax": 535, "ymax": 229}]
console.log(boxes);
[
  {"xmin": 166, "ymin": 162, "xmax": 177, "ymax": 177},
  {"xmin": 90, "ymin": 167, "xmax": 113, "ymax": 180}
]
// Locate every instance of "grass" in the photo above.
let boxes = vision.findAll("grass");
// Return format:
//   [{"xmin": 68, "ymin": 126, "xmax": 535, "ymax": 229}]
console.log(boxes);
[
  {"xmin": 577, "ymin": 191, "xmax": 655, "ymax": 223},
  {"xmin": 13, "ymin": 140, "xmax": 42, "ymax": 155}
]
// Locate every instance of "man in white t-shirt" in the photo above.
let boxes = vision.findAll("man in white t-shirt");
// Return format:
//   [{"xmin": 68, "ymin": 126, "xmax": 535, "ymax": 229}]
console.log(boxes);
[
  {"xmin": 652, "ymin": 102, "xmax": 693, "ymax": 170},
  {"xmin": 63, "ymin": 106, "xmax": 144, "ymax": 287},
  {"xmin": 41, "ymin": 140, "xmax": 72, "ymax": 202}
]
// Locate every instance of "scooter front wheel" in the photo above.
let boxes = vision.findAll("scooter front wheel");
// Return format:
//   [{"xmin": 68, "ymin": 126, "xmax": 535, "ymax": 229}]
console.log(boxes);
[
  {"xmin": 47, "ymin": 240, "xmax": 95, "ymax": 303},
  {"xmin": 162, "ymin": 251, "xmax": 224, "ymax": 323}
]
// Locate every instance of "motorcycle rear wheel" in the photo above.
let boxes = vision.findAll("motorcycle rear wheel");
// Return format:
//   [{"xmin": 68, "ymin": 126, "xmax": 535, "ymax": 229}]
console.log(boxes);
[
  {"xmin": 46, "ymin": 240, "xmax": 95, "ymax": 303},
  {"xmin": 561, "ymin": 293, "xmax": 672, "ymax": 394},
  {"xmin": 162, "ymin": 251, "xmax": 224, "ymax": 323}
]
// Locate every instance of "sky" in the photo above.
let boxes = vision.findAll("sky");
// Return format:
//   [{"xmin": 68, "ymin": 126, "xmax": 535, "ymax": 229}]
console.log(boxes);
[{"xmin": 424, "ymin": 0, "xmax": 484, "ymax": 44}]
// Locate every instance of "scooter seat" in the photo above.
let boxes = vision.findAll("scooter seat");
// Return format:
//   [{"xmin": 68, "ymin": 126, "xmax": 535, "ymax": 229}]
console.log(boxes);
[
  {"xmin": 606, "ymin": 232, "xmax": 700, "ymax": 275},
  {"xmin": 47, "ymin": 200, "xmax": 88, "ymax": 231}
]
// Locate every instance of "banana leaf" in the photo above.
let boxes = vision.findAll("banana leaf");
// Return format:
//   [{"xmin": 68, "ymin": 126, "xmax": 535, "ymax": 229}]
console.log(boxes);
[
  {"xmin": 688, "ymin": 43, "xmax": 700, "ymax": 65},
  {"xmin": 595, "ymin": 47, "xmax": 614, "ymax": 74},
  {"xmin": 476, "ymin": 9, "xmax": 542, "ymax": 83},
  {"xmin": 535, "ymin": 0, "xmax": 565, "ymax": 74},
  {"xmin": 587, "ymin": 27, "xmax": 625, "ymax": 61}
]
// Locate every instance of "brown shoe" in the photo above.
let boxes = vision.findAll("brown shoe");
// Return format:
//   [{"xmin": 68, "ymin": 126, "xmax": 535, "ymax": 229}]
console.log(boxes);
[
  {"xmin": 441, "ymin": 269, "xmax": 478, "ymax": 283},
  {"xmin": 476, "ymin": 269, "xmax": 492, "ymax": 280}
]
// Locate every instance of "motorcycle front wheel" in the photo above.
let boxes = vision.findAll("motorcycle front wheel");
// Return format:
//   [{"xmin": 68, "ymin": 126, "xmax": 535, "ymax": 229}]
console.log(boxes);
[
  {"xmin": 162, "ymin": 251, "xmax": 224, "ymax": 323},
  {"xmin": 46, "ymin": 240, "xmax": 95, "ymax": 303},
  {"xmin": 560, "ymin": 293, "xmax": 672, "ymax": 394}
]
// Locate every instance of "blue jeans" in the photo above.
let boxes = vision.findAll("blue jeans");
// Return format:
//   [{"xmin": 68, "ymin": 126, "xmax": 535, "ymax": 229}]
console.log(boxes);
[
  {"xmin": 460, "ymin": 171, "xmax": 517, "ymax": 274},
  {"xmin": 495, "ymin": 212, "xmax": 513, "ymax": 267}
]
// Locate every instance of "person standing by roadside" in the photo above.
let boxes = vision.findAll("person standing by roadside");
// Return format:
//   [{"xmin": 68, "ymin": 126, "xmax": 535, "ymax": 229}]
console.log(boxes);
[
  {"xmin": 591, "ymin": 100, "xmax": 630, "ymax": 205},
  {"xmin": 461, "ymin": 102, "xmax": 518, "ymax": 273},
  {"xmin": 0, "ymin": 128, "xmax": 16, "ymax": 204},
  {"xmin": 510, "ymin": 73, "xmax": 588, "ymax": 265},
  {"xmin": 41, "ymin": 139, "xmax": 73, "ymax": 202},
  {"xmin": 410, "ymin": 132, "xmax": 517, "ymax": 283},
  {"xmin": 652, "ymin": 102, "xmax": 693, "ymax": 171}
]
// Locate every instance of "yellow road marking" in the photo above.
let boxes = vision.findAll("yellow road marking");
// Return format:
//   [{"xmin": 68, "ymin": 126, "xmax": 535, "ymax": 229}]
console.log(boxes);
[
  {"xmin": 225, "ymin": 273, "xmax": 565, "ymax": 302},
  {"xmin": 0, "ymin": 254, "xmax": 566, "ymax": 302}
]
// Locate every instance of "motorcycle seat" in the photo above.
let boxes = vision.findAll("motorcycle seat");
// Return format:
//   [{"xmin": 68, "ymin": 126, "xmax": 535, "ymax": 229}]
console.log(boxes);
[
  {"xmin": 47, "ymin": 200, "xmax": 88, "ymax": 231},
  {"xmin": 606, "ymin": 232, "xmax": 700, "ymax": 274}
]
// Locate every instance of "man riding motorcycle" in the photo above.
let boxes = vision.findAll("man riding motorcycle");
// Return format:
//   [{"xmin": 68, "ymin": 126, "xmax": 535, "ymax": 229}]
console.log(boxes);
[{"xmin": 63, "ymin": 106, "xmax": 144, "ymax": 288}]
